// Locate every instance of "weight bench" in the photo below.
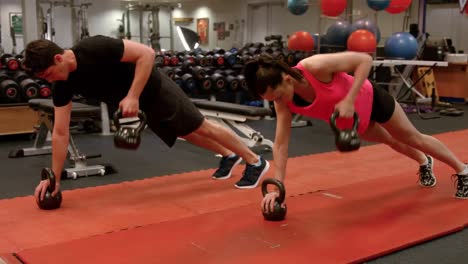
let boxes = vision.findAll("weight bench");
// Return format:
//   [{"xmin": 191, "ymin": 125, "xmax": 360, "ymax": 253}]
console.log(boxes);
[
  {"xmin": 8, "ymin": 98, "xmax": 115, "ymax": 180},
  {"xmin": 191, "ymin": 99, "xmax": 273, "ymax": 150}
]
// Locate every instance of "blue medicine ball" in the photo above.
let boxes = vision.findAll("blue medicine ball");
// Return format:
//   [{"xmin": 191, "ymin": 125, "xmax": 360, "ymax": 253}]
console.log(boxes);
[
  {"xmin": 367, "ymin": 0, "xmax": 391, "ymax": 11},
  {"xmin": 326, "ymin": 20, "xmax": 351, "ymax": 47},
  {"xmin": 288, "ymin": 0, "xmax": 309, "ymax": 16},
  {"xmin": 384, "ymin": 32, "xmax": 419, "ymax": 60}
]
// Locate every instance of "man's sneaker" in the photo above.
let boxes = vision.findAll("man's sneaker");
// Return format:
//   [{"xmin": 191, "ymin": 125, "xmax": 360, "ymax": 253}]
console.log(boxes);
[
  {"xmin": 235, "ymin": 156, "xmax": 270, "ymax": 189},
  {"xmin": 212, "ymin": 155, "xmax": 243, "ymax": 180},
  {"xmin": 454, "ymin": 172, "xmax": 468, "ymax": 199},
  {"xmin": 418, "ymin": 155, "xmax": 436, "ymax": 187}
]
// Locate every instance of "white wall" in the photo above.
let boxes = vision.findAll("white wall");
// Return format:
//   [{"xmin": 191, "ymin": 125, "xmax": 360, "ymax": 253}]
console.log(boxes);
[
  {"xmin": 0, "ymin": 0, "xmax": 467, "ymax": 54},
  {"xmin": 0, "ymin": 0, "xmax": 24, "ymax": 54},
  {"xmin": 426, "ymin": 3, "xmax": 468, "ymax": 52},
  {"xmin": 172, "ymin": 0, "xmax": 243, "ymax": 51}
]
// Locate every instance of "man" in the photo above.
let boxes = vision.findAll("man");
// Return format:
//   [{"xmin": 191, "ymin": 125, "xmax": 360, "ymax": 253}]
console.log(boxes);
[{"xmin": 24, "ymin": 35, "xmax": 269, "ymax": 201}]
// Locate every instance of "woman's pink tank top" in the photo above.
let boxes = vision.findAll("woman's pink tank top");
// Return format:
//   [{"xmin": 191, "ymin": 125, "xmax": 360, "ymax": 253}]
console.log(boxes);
[{"xmin": 287, "ymin": 63, "xmax": 373, "ymax": 134}]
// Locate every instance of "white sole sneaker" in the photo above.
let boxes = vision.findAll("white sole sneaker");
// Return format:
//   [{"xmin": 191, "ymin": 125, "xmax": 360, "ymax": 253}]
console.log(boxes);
[
  {"xmin": 419, "ymin": 155, "xmax": 437, "ymax": 188},
  {"xmin": 235, "ymin": 160, "xmax": 270, "ymax": 189}
]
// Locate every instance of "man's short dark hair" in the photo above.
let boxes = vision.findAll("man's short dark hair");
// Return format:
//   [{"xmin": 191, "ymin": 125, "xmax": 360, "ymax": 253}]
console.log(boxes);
[{"xmin": 23, "ymin": 39, "xmax": 64, "ymax": 75}]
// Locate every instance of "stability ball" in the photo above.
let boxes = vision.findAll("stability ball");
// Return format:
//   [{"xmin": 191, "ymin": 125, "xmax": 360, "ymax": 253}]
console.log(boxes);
[
  {"xmin": 325, "ymin": 20, "xmax": 351, "ymax": 47},
  {"xmin": 288, "ymin": 31, "xmax": 315, "ymax": 52},
  {"xmin": 347, "ymin": 30, "xmax": 377, "ymax": 52},
  {"xmin": 367, "ymin": 0, "xmax": 390, "ymax": 11},
  {"xmin": 384, "ymin": 32, "xmax": 418, "ymax": 59},
  {"xmin": 320, "ymin": 0, "xmax": 347, "ymax": 17},
  {"xmin": 288, "ymin": 0, "xmax": 309, "ymax": 16},
  {"xmin": 350, "ymin": 18, "xmax": 381, "ymax": 44},
  {"xmin": 385, "ymin": 0, "xmax": 412, "ymax": 14}
]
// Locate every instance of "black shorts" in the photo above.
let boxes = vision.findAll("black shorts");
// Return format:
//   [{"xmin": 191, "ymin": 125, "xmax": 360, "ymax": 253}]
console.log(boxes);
[
  {"xmin": 140, "ymin": 69, "xmax": 204, "ymax": 147},
  {"xmin": 369, "ymin": 82, "xmax": 396, "ymax": 124}
]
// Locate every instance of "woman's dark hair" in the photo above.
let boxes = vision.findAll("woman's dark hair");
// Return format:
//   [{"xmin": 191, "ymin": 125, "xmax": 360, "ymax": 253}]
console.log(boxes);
[
  {"xmin": 23, "ymin": 39, "xmax": 64, "ymax": 75},
  {"xmin": 243, "ymin": 54, "xmax": 303, "ymax": 99}
]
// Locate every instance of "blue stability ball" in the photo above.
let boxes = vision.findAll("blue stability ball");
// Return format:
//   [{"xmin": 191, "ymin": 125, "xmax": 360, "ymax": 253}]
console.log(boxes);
[
  {"xmin": 384, "ymin": 32, "xmax": 419, "ymax": 60},
  {"xmin": 288, "ymin": 0, "xmax": 309, "ymax": 16},
  {"xmin": 350, "ymin": 18, "xmax": 381, "ymax": 44},
  {"xmin": 367, "ymin": 0, "xmax": 391, "ymax": 11},
  {"xmin": 325, "ymin": 20, "xmax": 351, "ymax": 47}
]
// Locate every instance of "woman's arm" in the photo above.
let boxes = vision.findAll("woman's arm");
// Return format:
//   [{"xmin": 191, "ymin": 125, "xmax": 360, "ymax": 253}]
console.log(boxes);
[
  {"xmin": 300, "ymin": 51, "xmax": 373, "ymax": 102},
  {"xmin": 272, "ymin": 100, "xmax": 293, "ymax": 182}
]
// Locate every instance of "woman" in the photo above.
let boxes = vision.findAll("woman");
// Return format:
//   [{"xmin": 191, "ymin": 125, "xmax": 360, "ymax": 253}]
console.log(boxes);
[{"xmin": 243, "ymin": 52, "xmax": 468, "ymax": 212}]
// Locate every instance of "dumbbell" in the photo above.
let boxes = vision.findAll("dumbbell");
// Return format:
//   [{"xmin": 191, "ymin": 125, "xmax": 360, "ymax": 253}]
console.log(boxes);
[
  {"xmin": 36, "ymin": 79, "xmax": 52, "ymax": 98},
  {"xmin": 210, "ymin": 72, "xmax": 226, "ymax": 93},
  {"xmin": 214, "ymin": 69, "xmax": 239, "ymax": 92},
  {"xmin": 223, "ymin": 51, "xmax": 238, "ymax": 67},
  {"xmin": 204, "ymin": 54, "xmax": 214, "ymax": 66},
  {"xmin": 0, "ymin": 71, "xmax": 20, "ymax": 102},
  {"xmin": 194, "ymin": 54, "xmax": 208, "ymax": 67},
  {"xmin": 154, "ymin": 53, "xmax": 167, "ymax": 67},
  {"xmin": 14, "ymin": 71, "xmax": 40, "ymax": 100},
  {"xmin": 0, "ymin": 54, "xmax": 19, "ymax": 71},
  {"xmin": 260, "ymin": 46, "xmax": 274, "ymax": 54},
  {"xmin": 181, "ymin": 73, "xmax": 198, "ymax": 95},
  {"xmin": 271, "ymin": 50, "xmax": 286, "ymax": 63},
  {"xmin": 15, "ymin": 54, "xmax": 26, "ymax": 70},
  {"xmin": 283, "ymin": 50, "xmax": 296, "ymax": 66},
  {"xmin": 213, "ymin": 48, "xmax": 225, "ymax": 55},
  {"xmin": 173, "ymin": 75, "xmax": 185, "ymax": 91},
  {"xmin": 160, "ymin": 66, "xmax": 176, "ymax": 79},
  {"xmin": 181, "ymin": 61, "xmax": 205, "ymax": 80},
  {"xmin": 213, "ymin": 53, "xmax": 225, "ymax": 67},
  {"xmin": 239, "ymin": 54, "xmax": 253, "ymax": 65},
  {"xmin": 199, "ymin": 75, "xmax": 213, "ymax": 94},
  {"xmin": 237, "ymin": 74, "xmax": 248, "ymax": 91}
]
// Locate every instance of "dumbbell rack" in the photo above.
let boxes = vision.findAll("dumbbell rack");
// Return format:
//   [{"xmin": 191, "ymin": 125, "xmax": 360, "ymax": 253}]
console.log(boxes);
[{"xmin": 1, "ymin": 53, "xmax": 52, "ymax": 135}]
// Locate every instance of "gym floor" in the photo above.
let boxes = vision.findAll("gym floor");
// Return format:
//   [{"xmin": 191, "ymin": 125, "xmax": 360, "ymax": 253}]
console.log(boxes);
[{"xmin": 1, "ymin": 102, "xmax": 468, "ymax": 263}]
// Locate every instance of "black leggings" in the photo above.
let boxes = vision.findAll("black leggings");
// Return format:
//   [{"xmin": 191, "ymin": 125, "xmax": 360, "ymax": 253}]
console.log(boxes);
[{"xmin": 369, "ymin": 83, "xmax": 396, "ymax": 124}]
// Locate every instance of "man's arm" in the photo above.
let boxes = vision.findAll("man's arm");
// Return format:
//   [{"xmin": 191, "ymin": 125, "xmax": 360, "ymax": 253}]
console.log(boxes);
[
  {"xmin": 120, "ymin": 40, "xmax": 155, "ymax": 100},
  {"xmin": 52, "ymin": 102, "xmax": 72, "ymax": 183}
]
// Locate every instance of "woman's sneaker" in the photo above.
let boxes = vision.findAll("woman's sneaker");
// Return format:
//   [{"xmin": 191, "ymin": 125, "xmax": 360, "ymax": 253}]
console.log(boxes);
[
  {"xmin": 418, "ymin": 155, "xmax": 436, "ymax": 187},
  {"xmin": 454, "ymin": 168, "xmax": 468, "ymax": 199},
  {"xmin": 212, "ymin": 155, "xmax": 243, "ymax": 180}
]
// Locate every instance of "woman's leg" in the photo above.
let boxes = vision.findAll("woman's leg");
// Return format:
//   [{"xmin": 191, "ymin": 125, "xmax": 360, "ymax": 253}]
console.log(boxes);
[
  {"xmin": 362, "ymin": 122, "xmax": 426, "ymax": 164},
  {"xmin": 362, "ymin": 121, "xmax": 436, "ymax": 187},
  {"xmin": 378, "ymin": 102, "xmax": 465, "ymax": 173}
]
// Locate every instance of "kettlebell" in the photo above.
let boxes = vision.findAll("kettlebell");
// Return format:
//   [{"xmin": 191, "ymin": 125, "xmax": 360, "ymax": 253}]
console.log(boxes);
[
  {"xmin": 113, "ymin": 109, "xmax": 147, "ymax": 150},
  {"xmin": 261, "ymin": 178, "xmax": 287, "ymax": 221},
  {"xmin": 329, "ymin": 111, "xmax": 361, "ymax": 152},
  {"xmin": 36, "ymin": 168, "xmax": 62, "ymax": 210}
]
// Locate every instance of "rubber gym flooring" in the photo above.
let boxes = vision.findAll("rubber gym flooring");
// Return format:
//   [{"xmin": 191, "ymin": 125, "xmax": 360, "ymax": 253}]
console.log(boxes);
[{"xmin": 0, "ymin": 102, "xmax": 468, "ymax": 263}]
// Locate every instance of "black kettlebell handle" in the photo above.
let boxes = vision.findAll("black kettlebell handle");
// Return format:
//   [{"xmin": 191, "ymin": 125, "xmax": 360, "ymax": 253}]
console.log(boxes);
[
  {"xmin": 113, "ymin": 109, "xmax": 147, "ymax": 133},
  {"xmin": 41, "ymin": 168, "xmax": 56, "ymax": 193},
  {"xmin": 330, "ymin": 111, "xmax": 359, "ymax": 134},
  {"xmin": 261, "ymin": 178, "xmax": 286, "ymax": 204}
]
